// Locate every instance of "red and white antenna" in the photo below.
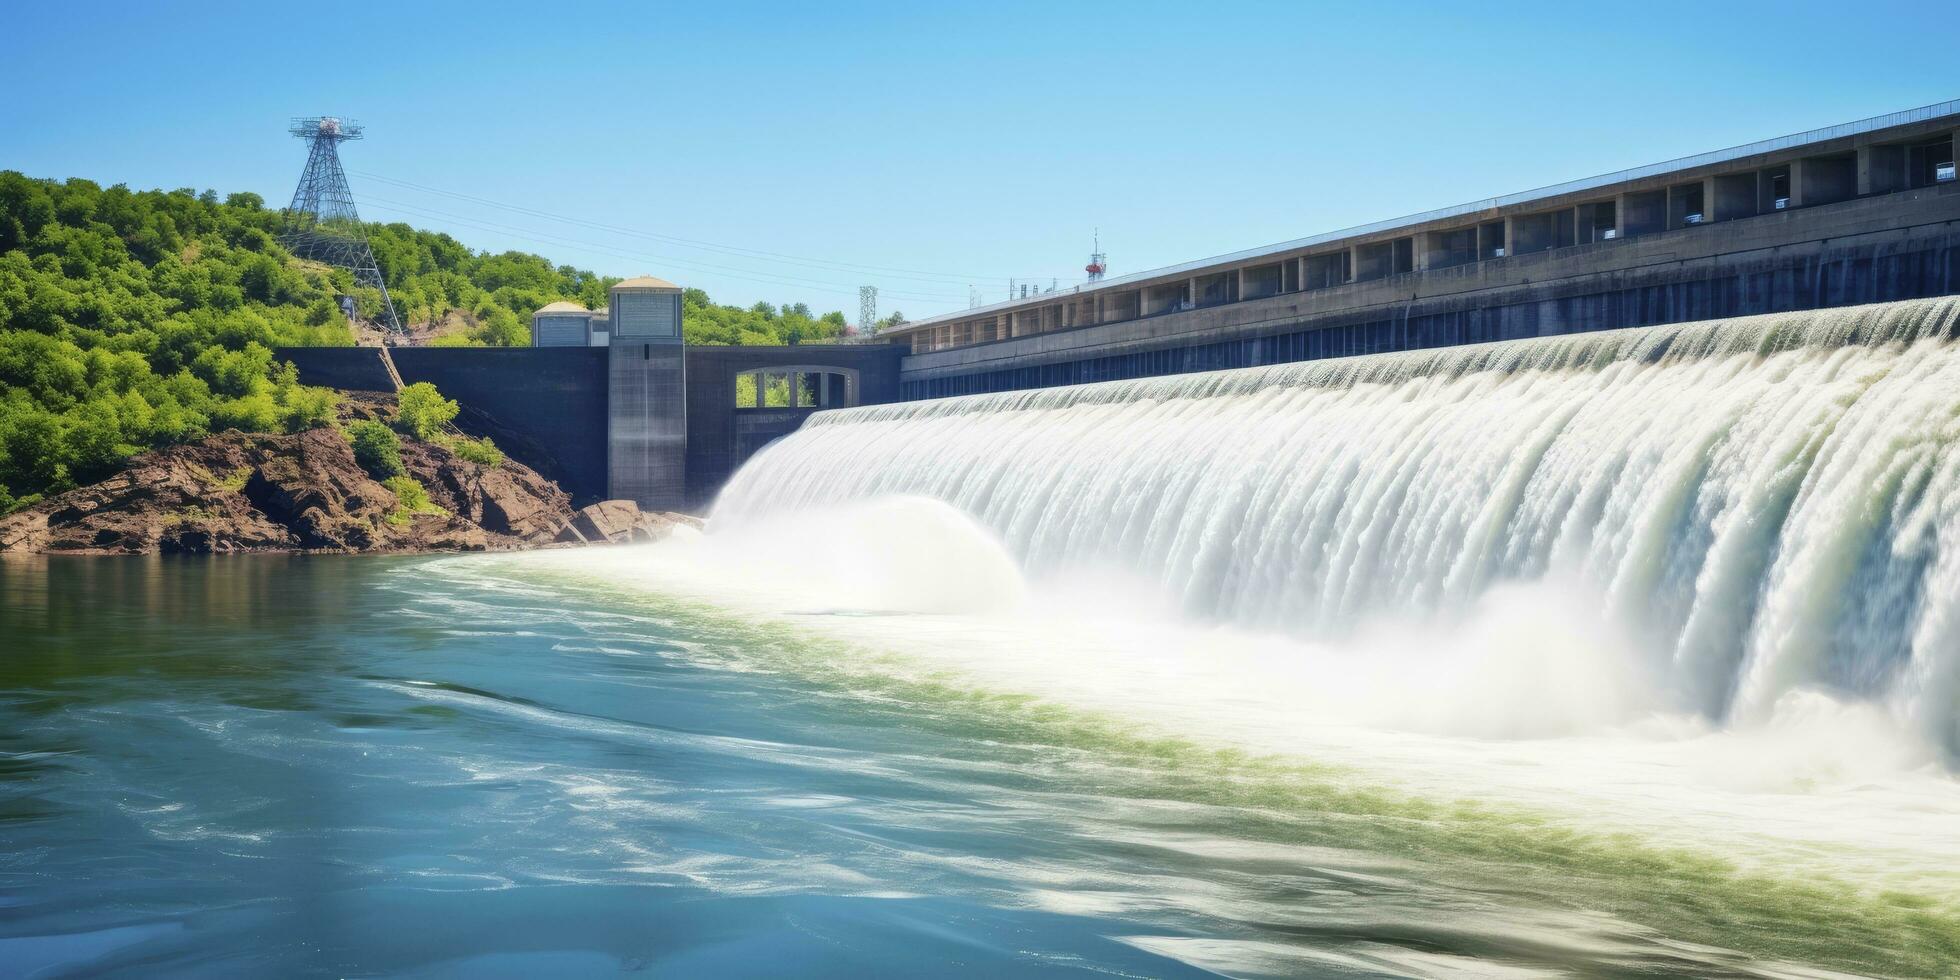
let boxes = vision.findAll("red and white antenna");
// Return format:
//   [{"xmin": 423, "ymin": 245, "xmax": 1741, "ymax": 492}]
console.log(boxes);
[{"xmin": 1085, "ymin": 229, "xmax": 1107, "ymax": 282}]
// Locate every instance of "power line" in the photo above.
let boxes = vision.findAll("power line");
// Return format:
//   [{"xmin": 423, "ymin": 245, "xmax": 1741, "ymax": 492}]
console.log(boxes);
[
  {"xmin": 363, "ymin": 199, "xmax": 964, "ymax": 304},
  {"xmin": 358, "ymin": 197, "xmax": 968, "ymax": 305},
  {"xmin": 348, "ymin": 168, "xmax": 1083, "ymax": 289}
]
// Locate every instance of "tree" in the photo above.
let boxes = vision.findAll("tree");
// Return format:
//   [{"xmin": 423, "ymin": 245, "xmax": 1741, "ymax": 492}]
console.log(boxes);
[{"xmin": 0, "ymin": 170, "xmax": 858, "ymax": 508}]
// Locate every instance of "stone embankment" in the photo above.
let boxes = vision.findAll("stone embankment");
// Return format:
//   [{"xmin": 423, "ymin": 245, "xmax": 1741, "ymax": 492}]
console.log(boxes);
[{"xmin": 555, "ymin": 499, "xmax": 703, "ymax": 546}]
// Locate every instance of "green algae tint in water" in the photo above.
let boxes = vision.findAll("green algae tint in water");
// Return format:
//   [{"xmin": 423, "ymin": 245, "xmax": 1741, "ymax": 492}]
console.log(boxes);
[{"xmin": 2, "ymin": 553, "xmax": 1957, "ymax": 978}]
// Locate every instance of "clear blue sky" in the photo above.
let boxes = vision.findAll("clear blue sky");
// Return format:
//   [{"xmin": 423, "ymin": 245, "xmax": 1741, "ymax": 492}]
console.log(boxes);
[{"xmin": 4, "ymin": 1, "xmax": 1954, "ymax": 318}]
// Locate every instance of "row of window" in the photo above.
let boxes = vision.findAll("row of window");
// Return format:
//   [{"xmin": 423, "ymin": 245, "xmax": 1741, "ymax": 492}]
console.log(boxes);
[
  {"xmin": 899, "ymin": 251, "xmax": 1956, "ymax": 401},
  {"xmin": 905, "ymin": 136, "xmax": 1959, "ymax": 358}
]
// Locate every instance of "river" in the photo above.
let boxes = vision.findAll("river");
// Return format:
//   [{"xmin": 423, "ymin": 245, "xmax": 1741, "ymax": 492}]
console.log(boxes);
[{"xmin": 6, "ymin": 298, "xmax": 1960, "ymax": 977}]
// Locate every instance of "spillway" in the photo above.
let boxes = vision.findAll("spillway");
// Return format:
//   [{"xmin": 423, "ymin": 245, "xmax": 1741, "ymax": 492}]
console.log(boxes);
[{"xmin": 716, "ymin": 297, "xmax": 1960, "ymax": 754}]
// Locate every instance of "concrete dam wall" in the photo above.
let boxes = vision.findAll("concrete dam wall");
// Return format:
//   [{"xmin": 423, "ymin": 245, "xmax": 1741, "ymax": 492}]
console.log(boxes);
[
  {"xmin": 281, "ymin": 104, "xmax": 1960, "ymax": 506},
  {"xmin": 278, "ymin": 346, "xmax": 610, "ymax": 504},
  {"xmin": 888, "ymin": 102, "xmax": 1960, "ymax": 399},
  {"xmin": 278, "ymin": 344, "xmax": 905, "ymax": 509},
  {"xmin": 898, "ymin": 188, "xmax": 1960, "ymax": 398}
]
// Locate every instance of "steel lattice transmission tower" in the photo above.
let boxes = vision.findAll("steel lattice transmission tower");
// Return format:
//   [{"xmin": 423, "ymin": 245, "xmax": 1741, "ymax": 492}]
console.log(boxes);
[
  {"xmin": 858, "ymin": 285, "xmax": 877, "ymax": 336},
  {"xmin": 281, "ymin": 117, "xmax": 402, "ymax": 333}
]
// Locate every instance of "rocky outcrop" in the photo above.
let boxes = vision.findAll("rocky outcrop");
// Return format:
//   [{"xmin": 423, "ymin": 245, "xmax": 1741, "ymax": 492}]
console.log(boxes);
[
  {"xmin": 241, "ymin": 428, "xmax": 393, "ymax": 550},
  {"xmin": 559, "ymin": 500, "xmax": 703, "ymax": 545},
  {"xmin": 403, "ymin": 441, "xmax": 569, "ymax": 542},
  {"xmin": 0, "ymin": 427, "xmax": 585, "ymax": 556}
]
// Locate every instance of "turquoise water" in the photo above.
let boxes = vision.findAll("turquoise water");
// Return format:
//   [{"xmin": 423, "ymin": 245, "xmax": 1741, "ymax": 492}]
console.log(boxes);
[
  {"xmin": 2, "ymin": 552, "xmax": 1956, "ymax": 978},
  {"xmin": 0, "ymin": 555, "xmax": 1217, "ymax": 977},
  {"xmin": 16, "ymin": 300, "xmax": 1960, "ymax": 977}
]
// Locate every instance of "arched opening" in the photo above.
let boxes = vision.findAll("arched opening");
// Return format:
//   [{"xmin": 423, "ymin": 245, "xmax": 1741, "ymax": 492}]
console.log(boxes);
[{"xmin": 734, "ymin": 366, "xmax": 860, "ymax": 409}]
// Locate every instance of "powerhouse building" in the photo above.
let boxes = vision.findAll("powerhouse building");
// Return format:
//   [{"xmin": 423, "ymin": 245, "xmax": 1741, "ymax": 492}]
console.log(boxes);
[{"xmin": 881, "ymin": 100, "xmax": 1960, "ymax": 400}]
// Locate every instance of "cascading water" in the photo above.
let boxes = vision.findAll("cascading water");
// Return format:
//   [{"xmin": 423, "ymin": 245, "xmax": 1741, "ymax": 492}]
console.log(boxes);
[{"xmin": 715, "ymin": 297, "xmax": 1960, "ymax": 754}]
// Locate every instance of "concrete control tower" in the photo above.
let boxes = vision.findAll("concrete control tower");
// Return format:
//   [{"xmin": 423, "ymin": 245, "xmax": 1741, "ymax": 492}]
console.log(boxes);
[
  {"xmin": 531, "ymin": 301, "xmax": 598, "ymax": 346},
  {"xmin": 606, "ymin": 276, "xmax": 686, "ymax": 511}
]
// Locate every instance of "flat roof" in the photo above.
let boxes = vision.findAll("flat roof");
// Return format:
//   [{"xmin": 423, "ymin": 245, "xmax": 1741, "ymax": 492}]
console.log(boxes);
[{"xmin": 889, "ymin": 98, "xmax": 1960, "ymax": 335}]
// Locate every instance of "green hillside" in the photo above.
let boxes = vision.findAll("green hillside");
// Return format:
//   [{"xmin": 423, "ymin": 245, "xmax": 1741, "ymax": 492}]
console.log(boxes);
[{"xmin": 0, "ymin": 172, "xmax": 853, "ymax": 510}]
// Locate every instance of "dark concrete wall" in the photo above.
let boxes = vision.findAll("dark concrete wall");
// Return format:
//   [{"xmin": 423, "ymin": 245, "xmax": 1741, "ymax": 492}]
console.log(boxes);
[
  {"xmin": 391, "ymin": 348, "xmax": 609, "ymax": 505},
  {"xmin": 276, "ymin": 347, "xmax": 396, "ymax": 392},
  {"xmin": 278, "ymin": 343, "xmax": 902, "ymax": 511},
  {"xmin": 278, "ymin": 346, "xmax": 611, "ymax": 504},
  {"xmin": 606, "ymin": 342, "xmax": 687, "ymax": 511},
  {"xmin": 734, "ymin": 409, "xmax": 820, "ymax": 466},
  {"xmin": 684, "ymin": 344, "xmax": 905, "ymax": 509}
]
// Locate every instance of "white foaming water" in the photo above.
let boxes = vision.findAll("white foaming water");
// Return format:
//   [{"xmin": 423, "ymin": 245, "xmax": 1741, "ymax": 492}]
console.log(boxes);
[
  {"xmin": 716, "ymin": 297, "xmax": 1960, "ymax": 754},
  {"xmin": 514, "ymin": 297, "xmax": 1960, "ymax": 909},
  {"xmin": 514, "ymin": 498, "xmax": 1960, "ymax": 908}
]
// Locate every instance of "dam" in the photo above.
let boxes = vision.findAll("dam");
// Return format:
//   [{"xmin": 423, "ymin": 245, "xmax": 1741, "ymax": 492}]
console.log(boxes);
[
  {"xmin": 283, "ymin": 100, "xmax": 1960, "ymax": 509},
  {"xmin": 30, "ymin": 116, "xmax": 1960, "ymax": 980},
  {"xmin": 884, "ymin": 99, "xmax": 1960, "ymax": 398}
]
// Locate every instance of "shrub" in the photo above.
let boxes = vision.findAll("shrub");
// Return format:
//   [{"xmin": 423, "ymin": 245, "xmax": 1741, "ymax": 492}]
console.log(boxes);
[
  {"xmin": 280, "ymin": 384, "xmax": 339, "ymax": 431},
  {"xmin": 381, "ymin": 474, "xmax": 433, "ymax": 511},
  {"xmin": 381, "ymin": 474, "xmax": 445, "ymax": 526},
  {"xmin": 448, "ymin": 434, "xmax": 503, "ymax": 467},
  {"xmin": 347, "ymin": 420, "xmax": 403, "ymax": 478},
  {"xmin": 395, "ymin": 382, "xmax": 458, "ymax": 440}
]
